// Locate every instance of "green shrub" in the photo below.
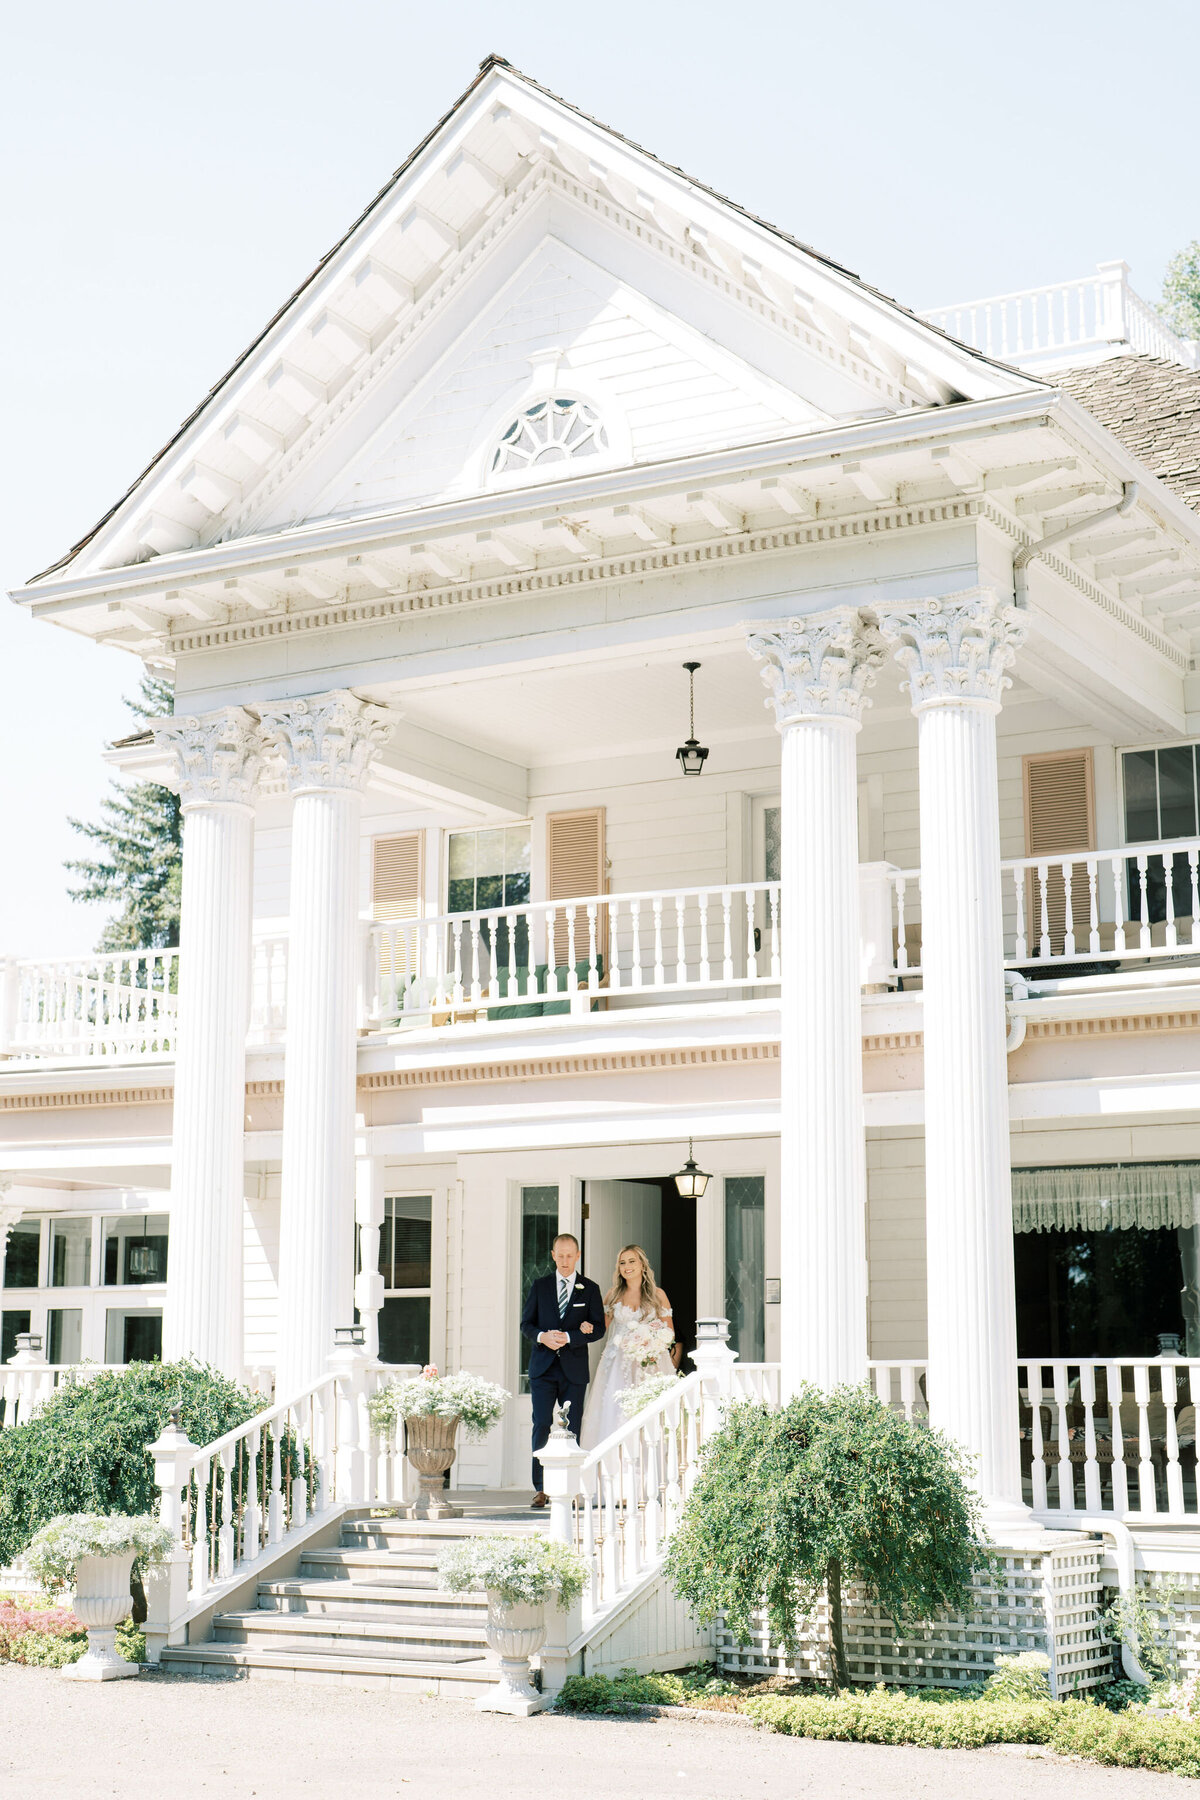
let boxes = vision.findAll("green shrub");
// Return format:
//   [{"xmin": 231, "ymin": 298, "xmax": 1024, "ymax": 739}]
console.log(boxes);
[
  {"xmin": 985, "ymin": 1651, "xmax": 1051, "ymax": 1702},
  {"xmin": 0, "ymin": 1360, "xmax": 258, "ymax": 1575},
  {"xmin": 665, "ymin": 1387, "xmax": 988, "ymax": 1687},
  {"xmin": 557, "ymin": 1663, "xmax": 738, "ymax": 1713},
  {"xmin": 745, "ymin": 1690, "xmax": 1200, "ymax": 1778}
]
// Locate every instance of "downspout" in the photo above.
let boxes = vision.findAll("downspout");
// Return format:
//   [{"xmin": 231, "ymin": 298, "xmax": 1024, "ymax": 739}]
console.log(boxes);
[
  {"xmin": 1013, "ymin": 481, "xmax": 1139, "ymax": 605},
  {"xmin": 1079, "ymin": 1515, "xmax": 1154, "ymax": 1686}
]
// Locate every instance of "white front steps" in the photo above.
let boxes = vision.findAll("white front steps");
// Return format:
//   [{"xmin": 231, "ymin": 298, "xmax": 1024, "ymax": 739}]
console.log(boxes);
[{"xmin": 159, "ymin": 1511, "xmax": 549, "ymax": 1694}]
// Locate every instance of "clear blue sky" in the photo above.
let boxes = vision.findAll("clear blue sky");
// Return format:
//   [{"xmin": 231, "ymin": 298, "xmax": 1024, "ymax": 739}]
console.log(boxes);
[{"xmin": 3, "ymin": 0, "xmax": 1198, "ymax": 953}]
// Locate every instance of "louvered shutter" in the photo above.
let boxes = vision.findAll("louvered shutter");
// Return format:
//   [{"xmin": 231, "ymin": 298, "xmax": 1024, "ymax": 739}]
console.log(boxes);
[
  {"xmin": 371, "ymin": 832, "xmax": 424, "ymax": 1005},
  {"xmin": 1023, "ymin": 752, "xmax": 1095, "ymax": 959},
  {"xmin": 546, "ymin": 807, "xmax": 606, "ymax": 974}
]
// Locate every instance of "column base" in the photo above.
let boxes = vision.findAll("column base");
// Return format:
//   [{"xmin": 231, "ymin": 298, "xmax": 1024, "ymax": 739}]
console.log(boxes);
[{"xmin": 982, "ymin": 1494, "xmax": 1041, "ymax": 1545}]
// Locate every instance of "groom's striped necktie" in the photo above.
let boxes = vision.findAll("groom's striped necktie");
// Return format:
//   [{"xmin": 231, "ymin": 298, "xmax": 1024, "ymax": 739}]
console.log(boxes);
[{"xmin": 558, "ymin": 1276, "xmax": 570, "ymax": 1319}]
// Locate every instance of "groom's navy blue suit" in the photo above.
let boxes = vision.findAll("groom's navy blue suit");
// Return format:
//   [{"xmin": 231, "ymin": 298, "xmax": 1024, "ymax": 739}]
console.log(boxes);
[{"xmin": 521, "ymin": 1269, "xmax": 606, "ymax": 1491}]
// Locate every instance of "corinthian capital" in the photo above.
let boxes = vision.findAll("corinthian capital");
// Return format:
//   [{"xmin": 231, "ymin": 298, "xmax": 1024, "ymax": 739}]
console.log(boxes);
[
  {"xmin": 874, "ymin": 587, "xmax": 1027, "ymax": 712},
  {"xmin": 259, "ymin": 690, "xmax": 394, "ymax": 793},
  {"xmin": 747, "ymin": 606, "xmax": 883, "ymax": 729},
  {"xmin": 153, "ymin": 707, "xmax": 263, "ymax": 806}
]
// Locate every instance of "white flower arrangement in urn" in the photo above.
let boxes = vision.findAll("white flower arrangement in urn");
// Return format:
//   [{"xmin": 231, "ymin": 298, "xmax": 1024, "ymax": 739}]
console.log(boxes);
[
  {"xmin": 25, "ymin": 1513, "xmax": 174, "ymax": 1683},
  {"xmin": 438, "ymin": 1533, "xmax": 586, "ymax": 1716},
  {"xmin": 368, "ymin": 1365, "xmax": 509, "ymax": 1521}
]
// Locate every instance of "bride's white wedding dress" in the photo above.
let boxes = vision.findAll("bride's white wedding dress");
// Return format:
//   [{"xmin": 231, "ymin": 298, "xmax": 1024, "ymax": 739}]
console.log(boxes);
[{"xmin": 580, "ymin": 1301, "xmax": 675, "ymax": 1450}]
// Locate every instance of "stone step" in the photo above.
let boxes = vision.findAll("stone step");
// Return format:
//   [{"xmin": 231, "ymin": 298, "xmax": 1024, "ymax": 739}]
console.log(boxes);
[
  {"xmin": 342, "ymin": 1515, "xmax": 548, "ymax": 1554},
  {"xmin": 299, "ymin": 1548, "xmax": 442, "ymax": 1584},
  {"xmin": 158, "ymin": 1643, "xmax": 502, "ymax": 1695},
  {"xmin": 212, "ymin": 1609, "xmax": 488, "ymax": 1660},
  {"xmin": 256, "ymin": 1578, "xmax": 487, "ymax": 1622}
]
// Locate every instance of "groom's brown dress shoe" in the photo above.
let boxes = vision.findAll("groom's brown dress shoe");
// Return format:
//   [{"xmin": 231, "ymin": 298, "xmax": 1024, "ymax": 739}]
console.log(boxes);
[{"xmin": 530, "ymin": 1492, "xmax": 549, "ymax": 1509}]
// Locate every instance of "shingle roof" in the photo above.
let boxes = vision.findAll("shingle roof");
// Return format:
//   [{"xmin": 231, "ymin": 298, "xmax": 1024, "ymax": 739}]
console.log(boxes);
[{"xmin": 1050, "ymin": 355, "xmax": 1200, "ymax": 513}]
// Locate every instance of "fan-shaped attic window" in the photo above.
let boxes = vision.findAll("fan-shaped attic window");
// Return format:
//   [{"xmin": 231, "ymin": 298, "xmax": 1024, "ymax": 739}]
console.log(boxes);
[{"xmin": 490, "ymin": 396, "xmax": 608, "ymax": 479}]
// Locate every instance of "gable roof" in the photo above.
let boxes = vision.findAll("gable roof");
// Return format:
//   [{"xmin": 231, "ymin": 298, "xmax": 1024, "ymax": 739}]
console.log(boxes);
[
  {"xmin": 29, "ymin": 54, "xmax": 1035, "ymax": 585},
  {"xmin": 1050, "ymin": 355, "xmax": 1200, "ymax": 514}
]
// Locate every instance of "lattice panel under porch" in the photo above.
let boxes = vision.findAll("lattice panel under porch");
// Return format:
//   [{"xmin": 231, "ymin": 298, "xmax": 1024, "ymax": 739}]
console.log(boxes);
[
  {"xmin": 718, "ymin": 1535, "xmax": 1110, "ymax": 1695},
  {"xmin": 1138, "ymin": 1569, "xmax": 1200, "ymax": 1680}
]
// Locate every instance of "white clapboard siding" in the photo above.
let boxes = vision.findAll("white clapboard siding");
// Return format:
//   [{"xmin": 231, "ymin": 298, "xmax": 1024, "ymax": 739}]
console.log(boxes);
[
  {"xmin": 583, "ymin": 1573, "xmax": 715, "ymax": 1676},
  {"xmin": 243, "ymin": 1189, "xmax": 280, "ymax": 1365},
  {"xmin": 866, "ymin": 1128, "xmax": 927, "ymax": 1362},
  {"xmin": 251, "ymin": 825, "xmax": 292, "ymax": 921}
]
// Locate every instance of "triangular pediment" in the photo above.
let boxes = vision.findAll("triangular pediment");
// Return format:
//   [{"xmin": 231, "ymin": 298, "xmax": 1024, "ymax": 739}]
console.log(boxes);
[{"xmin": 36, "ymin": 57, "xmax": 1037, "ymax": 582}]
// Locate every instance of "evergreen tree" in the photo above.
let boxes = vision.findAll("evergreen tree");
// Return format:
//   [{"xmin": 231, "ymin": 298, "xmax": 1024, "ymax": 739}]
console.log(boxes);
[
  {"xmin": 1159, "ymin": 241, "xmax": 1200, "ymax": 343},
  {"xmin": 65, "ymin": 673, "xmax": 182, "ymax": 950}
]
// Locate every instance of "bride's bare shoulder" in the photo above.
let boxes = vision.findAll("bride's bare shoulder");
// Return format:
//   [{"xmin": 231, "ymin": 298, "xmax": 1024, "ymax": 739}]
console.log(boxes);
[{"xmin": 655, "ymin": 1287, "xmax": 673, "ymax": 1315}]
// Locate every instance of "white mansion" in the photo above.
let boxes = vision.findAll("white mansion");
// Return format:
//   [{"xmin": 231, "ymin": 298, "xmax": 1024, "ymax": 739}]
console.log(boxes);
[{"xmin": 6, "ymin": 54, "xmax": 1200, "ymax": 1684}]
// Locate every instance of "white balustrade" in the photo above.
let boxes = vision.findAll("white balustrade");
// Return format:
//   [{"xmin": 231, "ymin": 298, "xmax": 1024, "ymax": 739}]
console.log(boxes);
[
  {"xmin": 369, "ymin": 881, "xmax": 782, "ymax": 1024},
  {"xmin": 249, "ymin": 926, "xmax": 290, "ymax": 1040},
  {"xmin": 6, "ymin": 951, "xmax": 179, "ymax": 1060},
  {"xmin": 923, "ymin": 265, "xmax": 1200, "ymax": 372},
  {"xmin": 729, "ymin": 1363, "xmax": 783, "ymax": 1407},
  {"xmin": 868, "ymin": 1359, "xmax": 930, "ymax": 1422},
  {"xmin": 1020, "ymin": 1357, "xmax": 1200, "ymax": 1521}
]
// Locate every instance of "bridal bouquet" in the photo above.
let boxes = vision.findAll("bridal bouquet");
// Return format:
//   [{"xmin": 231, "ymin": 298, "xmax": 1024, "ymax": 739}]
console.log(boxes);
[{"xmin": 623, "ymin": 1314, "xmax": 676, "ymax": 1370}]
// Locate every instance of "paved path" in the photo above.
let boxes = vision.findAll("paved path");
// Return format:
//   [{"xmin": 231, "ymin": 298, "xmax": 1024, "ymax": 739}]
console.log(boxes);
[{"xmin": 0, "ymin": 1666, "xmax": 1190, "ymax": 1799}]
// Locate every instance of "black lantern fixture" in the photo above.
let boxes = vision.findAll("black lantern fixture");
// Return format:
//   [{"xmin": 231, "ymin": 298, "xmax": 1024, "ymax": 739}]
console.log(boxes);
[
  {"xmin": 128, "ymin": 1230, "xmax": 161, "ymax": 1281},
  {"xmin": 675, "ymin": 661, "xmax": 709, "ymax": 776},
  {"xmin": 673, "ymin": 1138, "xmax": 711, "ymax": 1200}
]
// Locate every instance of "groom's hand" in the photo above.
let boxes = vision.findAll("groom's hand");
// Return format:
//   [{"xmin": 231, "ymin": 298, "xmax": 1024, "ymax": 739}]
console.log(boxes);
[{"xmin": 538, "ymin": 1330, "xmax": 569, "ymax": 1350}]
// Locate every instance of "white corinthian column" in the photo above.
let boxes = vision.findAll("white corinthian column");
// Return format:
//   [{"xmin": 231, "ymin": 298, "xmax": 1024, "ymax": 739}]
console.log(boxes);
[
  {"xmin": 748, "ymin": 608, "xmax": 882, "ymax": 1395},
  {"xmin": 153, "ymin": 708, "xmax": 262, "ymax": 1375},
  {"xmin": 260, "ymin": 693, "xmax": 394, "ymax": 1396},
  {"xmin": 876, "ymin": 588, "xmax": 1028, "ymax": 1520}
]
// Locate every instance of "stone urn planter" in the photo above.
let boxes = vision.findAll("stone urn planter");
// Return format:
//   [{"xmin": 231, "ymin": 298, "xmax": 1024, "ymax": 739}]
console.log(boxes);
[
  {"xmin": 404, "ymin": 1411, "xmax": 463, "ymax": 1520},
  {"xmin": 479, "ymin": 1593, "xmax": 547, "ymax": 1716},
  {"xmin": 62, "ymin": 1550, "xmax": 139, "ymax": 1682}
]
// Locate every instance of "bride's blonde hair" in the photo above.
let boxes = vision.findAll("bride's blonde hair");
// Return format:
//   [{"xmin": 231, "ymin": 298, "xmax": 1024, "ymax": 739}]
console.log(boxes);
[{"xmin": 604, "ymin": 1244, "xmax": 661, "ymax": 1315}]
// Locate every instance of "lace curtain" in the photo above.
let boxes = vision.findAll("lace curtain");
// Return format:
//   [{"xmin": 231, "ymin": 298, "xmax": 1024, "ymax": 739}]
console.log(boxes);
[{"xmin": 1012, "ymin": 1163, "xmax": 1200, "ymax": 1233}]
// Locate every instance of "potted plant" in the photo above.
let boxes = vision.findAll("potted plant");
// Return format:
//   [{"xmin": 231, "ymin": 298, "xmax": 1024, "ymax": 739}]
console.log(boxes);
[
  {"xmin": 438, "ymin": 1534, "xmax": 586, "ymax": 1714},
  {"xmin": 368, "ymin": 1365, "xmax": 508, "ymax": 1520},
  {"xmin": 24, "ymin": 1513, "xmax": 174, "ymax": 1682}
]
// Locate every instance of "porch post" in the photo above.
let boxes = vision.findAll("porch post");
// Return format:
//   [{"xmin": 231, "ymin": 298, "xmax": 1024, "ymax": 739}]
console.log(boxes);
[
  {"xmin": 354, "ymin": 1150, "xmax": 386, "ymax": 1362},
  {"xmin": 747, "ymin": 608, "xmax": 882, "ymax": 1396},
  {"xmin": 876, "ymin": 588, "xmax": 1028, "ymax": 1521},
  {"xmin": 260, "ymin": 692, "xmax": 393, "ymax": 1397},
  {"xmin": 153, "ymin": 709, "xmax": 262, "ymax": 1376}
]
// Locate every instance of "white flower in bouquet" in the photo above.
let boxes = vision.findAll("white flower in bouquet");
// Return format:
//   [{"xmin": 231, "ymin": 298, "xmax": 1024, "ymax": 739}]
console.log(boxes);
[{"xmin": 622, "ymin": 1313, "xmax": 676, "ymax": 1370}]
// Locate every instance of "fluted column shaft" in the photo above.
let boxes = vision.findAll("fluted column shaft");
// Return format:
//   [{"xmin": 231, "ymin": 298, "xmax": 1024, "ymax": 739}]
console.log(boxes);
[
  {"xmin": 262, "ymin": 693, "xmax": 393, "ymax": 1396},
  {"xmin": 154, "ymin": 710, "xmax": 262, "ymax": 1376},
  {"xmin": 878, "ymin": 589, "xmax": 1027, "ymax": 1513},
  {"xmin": 749, "ymin": 610, "xmax": 881, "ymax": 1396}
]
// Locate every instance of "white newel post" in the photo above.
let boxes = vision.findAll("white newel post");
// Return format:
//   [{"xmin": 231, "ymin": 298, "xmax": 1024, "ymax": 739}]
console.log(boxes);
[
  {"xmin": 539, "ymin": 1427, "xmax": 587, "ymax": 1695},
  {"xmin": 261, "ymin": 694, "xmax": 394, "ymax": 1397},
  {"xmin": 144, "ymin": 1407, "xmax": 197, "ymax": 1663},
  {"xmin": 153, "ymin": 710, "xmax": 262, "ymax": 1375},
  {"xmin": 876, "ymin": 588, "xmax": 1028, "ymax": 1522},
  {"xmin": 748, "ymin": 610, "xmax": 881, "ymax": 1397}
]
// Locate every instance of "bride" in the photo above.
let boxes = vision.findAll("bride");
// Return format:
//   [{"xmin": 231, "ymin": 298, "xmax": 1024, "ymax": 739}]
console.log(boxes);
[{"xmin": 580, "ymin": 1244, "xmax": 680, "ymax": 1449}]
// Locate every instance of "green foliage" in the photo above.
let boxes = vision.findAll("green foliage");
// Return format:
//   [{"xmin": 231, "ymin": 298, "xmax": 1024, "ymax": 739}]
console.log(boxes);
[
  {"xmin": 0, "ymin": 1596, "xmax": 145, "ymax": 1667},
  {"xmin": 1160, "ymin": 242, "xmax": 1200, "ymax": 344},
  {"xmin": 665, "ymin": 1388, "xmax": 988, "ymax": 1684},
  {"xmin": 986, "ymin": 1651, "xmax": 1051, "ymax": 1702},
  {"xmin": 745, "ymin": 1689, "xmax": 1200, "ymax": 1775},
  {"xmin": 66, "ymin": 673, "xmax": 181, "ymax": 951},
  {"xmin": 1103, "ymin": 1579, "xmax": 1181, "ymax": 1683},
  {"xmin": 0, "ymin": 1360, "xmax": 258, "ymax": 1570},
  {"xmin": 437, "ymin": 1534, "xmax": 587, "ymax": 1610},
  {"xmin": 557, "ymin": 1663, "xmax": 738, "ymax": 1713},
  {"xmin": 1096, "ymin": 1678, "xmax": 1155, "ymax": 1713}
]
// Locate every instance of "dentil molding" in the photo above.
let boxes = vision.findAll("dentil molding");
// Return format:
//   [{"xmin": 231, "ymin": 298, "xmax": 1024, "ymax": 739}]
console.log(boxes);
[
  {"xmin": 746, "ymin": 606, "xmax": 883, "ymax": 728},
  {"xmin": 152, "ymin": 706, "xmax": 263, "ymax": 806},
  {"xmin": 258, "ymin": 691, "xmax": 394, "ymax": 793},
  {"xmin": 874, "ymin": 585, "xmax": 1028, "ymax": 711}
]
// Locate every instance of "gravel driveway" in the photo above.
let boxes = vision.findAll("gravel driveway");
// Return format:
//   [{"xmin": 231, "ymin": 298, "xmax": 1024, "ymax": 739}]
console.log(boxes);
[{"xmin": 0, "ymin": 1666, "xmax": 1191, "ymax": 1799}]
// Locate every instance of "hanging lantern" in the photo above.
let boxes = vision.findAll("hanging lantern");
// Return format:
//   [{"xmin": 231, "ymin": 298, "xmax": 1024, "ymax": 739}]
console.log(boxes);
[
  {"xmin": 673, "ymin": 1138, "xmax": 711, "ymax": 1200},
  {"xmin": 128, "ymin": 1240, "xmax": 161, "ymax": 1280},
  {"xmin": 675, "ymin": 661, "xmax": 709, "ymax": 776}
]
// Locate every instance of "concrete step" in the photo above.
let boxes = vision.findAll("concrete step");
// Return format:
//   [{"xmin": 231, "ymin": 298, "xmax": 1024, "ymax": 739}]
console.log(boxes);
[
  {"xmin": 212, "ymin": 1609, "xmax": 488, "ymax": 1660},
  {"xmin": 256, "ymin": 1578, "xmax": 487, "ymax": 1622},
  {"xmin": 158, "ymin": 1643, "xmax": 502, "ymax": 1695},
  {"xmin": 342, "ymin": 1515, "xmax": 548, "ymax": 1554},
  {"xmin": 299, "ymin": 1548, "xmax": 442, "ymax": 1584}
]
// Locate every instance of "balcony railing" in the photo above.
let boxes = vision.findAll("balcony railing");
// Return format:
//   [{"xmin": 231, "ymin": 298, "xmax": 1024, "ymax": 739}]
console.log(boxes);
[
  {"xmin": 3, "ymin": 950, "xmax": 179, "ymax": 1061},
  {"xmin": 922, "ymin": 262, "xmax": 1200, "ymax": 372},
  {"xmin": 889, "ymin": 835, "xmax": 1200, "ymax": 975},
  {"xmin": 367, "ymin": 880, "xmax": 782, "ymax": 1025}
]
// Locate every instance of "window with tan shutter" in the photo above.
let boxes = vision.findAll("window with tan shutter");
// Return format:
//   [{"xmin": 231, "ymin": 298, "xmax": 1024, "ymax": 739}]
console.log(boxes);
[
  {"xmin": 371, "ymin": 832, "xmax": 424, "ymax": 1007},
  {"xmin": 546, "ymin": 807, "xmax": 606, "ymax": 974},
  {"xmin": 1023, "ymin": 751, "xmax": 1094, "ymax": 958}
]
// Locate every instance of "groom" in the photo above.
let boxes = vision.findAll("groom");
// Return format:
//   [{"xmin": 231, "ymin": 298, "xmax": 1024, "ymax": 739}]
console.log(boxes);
[{"xmin": 520, "ymin": 1232, "xmax": 606, "ymax": 1508}]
